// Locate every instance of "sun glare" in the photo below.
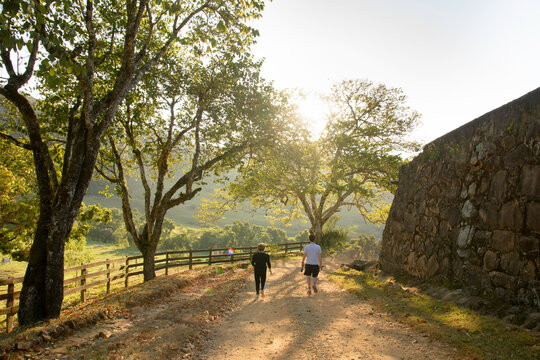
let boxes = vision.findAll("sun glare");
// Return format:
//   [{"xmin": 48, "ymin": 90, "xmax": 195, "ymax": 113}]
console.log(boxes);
[{"xmin": 296, "ymin": 92, "xmax": 329, "ymax": 139}]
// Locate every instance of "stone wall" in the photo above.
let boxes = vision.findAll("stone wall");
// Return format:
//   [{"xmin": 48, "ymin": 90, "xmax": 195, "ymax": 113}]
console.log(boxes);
[{"xmin": 380, "ymin": 87, "xmax": 540, "ymax": 308}]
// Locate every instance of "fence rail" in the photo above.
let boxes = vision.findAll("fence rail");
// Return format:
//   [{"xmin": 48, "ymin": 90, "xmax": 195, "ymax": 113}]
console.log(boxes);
[{"xmin": 0, "ymin": 241, "xmax": 305, "ymax": 333}]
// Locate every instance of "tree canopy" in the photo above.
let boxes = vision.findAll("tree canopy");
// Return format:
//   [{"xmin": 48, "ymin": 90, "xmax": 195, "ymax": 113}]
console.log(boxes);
[
  {"xmin": 1, "ymin": 0, "xmax": 266, "ymax": 325},
  {"xmin": 96, "ymin": 45, "xmax": 287, "ymax": 280},
  {"xmin": 201, "ymin": 79, "xmax": 421, "ymax": 245}
]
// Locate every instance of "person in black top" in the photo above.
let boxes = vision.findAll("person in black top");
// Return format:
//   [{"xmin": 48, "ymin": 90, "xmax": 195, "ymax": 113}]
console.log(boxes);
[{"xmin": 251, "ymin": 243, "xmax": 272, "ymax": 298}]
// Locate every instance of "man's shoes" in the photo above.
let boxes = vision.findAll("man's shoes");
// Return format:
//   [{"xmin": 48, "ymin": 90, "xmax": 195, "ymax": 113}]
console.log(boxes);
[
  {"xmin": 261, "ymin": 291, "xmax": 265, "ymax": 298},
  {"xmin": 256, "ymin": 293, "xmax": 259, "ymax": 298},
  {"xmin": 313, "ymin": 285, "xmax": 318, "ymax": 293},
  {"xmin": 307, "ymin": 289, "xmax": 312, "ymax": 295}
]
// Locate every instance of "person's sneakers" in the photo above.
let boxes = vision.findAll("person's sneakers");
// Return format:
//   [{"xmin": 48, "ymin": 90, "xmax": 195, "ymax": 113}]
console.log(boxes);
[
  {"xmin": 256, "ymin": 293, "xmax": 259, "ymax": 298},
  {"xmin": 313, "ymin": 285, "xmax": 318, "ymax": 293},
  {"xmin": 307, "ymin": 289, "xmax": 312, "ymax": 295},
  {"xmin": 261, "ymin": 291, "xmax": 265, "ymax": 298}
]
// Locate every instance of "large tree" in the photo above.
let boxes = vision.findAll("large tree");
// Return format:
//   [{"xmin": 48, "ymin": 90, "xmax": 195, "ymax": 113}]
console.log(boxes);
[
  {"xmin": 0, "ymin": 0, "xmax": 264, "ymax": 325},
  {"xmin": 202, "ymin": 79, "xmax": 421, "ymax": 244},
  {"xmin": 97, "ymin": 50, "xmax": 283, "ymax": 281}
]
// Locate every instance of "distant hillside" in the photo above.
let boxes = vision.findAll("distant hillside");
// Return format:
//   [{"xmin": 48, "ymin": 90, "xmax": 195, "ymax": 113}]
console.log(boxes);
[{"xmin": 84, "ymin": 177, "xmax": 385, "ymax": 239}]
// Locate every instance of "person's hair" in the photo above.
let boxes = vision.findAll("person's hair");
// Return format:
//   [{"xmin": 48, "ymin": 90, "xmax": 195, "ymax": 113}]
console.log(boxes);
[
  {"xmin": 309, "ymin": 234, "xmax": 315, "ymax": 242},
  {"xmin": 257, "ymin": 243, "xmax": 266, "ymax": 251}
]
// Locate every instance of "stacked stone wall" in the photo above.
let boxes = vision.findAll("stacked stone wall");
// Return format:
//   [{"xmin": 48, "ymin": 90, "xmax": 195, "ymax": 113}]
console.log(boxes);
[{"xmin": 380, "ymin": 87, "xmax": 540, "ymax": 308}]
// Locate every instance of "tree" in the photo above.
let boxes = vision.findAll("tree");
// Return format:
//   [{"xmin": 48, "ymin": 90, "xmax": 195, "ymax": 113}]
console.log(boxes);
[
  {"xmin": 96, "ymin": 49, "xmax": 283, "ymax": 281},
  {"xmin": 204, "ymin": 79, "xmax": 421, "ymax": 243},
  {"xmin": 0, "ymin": 0, "xmax": 264, "ymax": 325},
  {"xmin": 0, "ymin": 98, "xmax": 108, "ymax": 263}
]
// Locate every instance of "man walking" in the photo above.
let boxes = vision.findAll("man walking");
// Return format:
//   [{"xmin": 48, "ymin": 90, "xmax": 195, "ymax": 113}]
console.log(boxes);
[{"xmin": 301, "ymin": 234, "xmax": 323, "ymax": 295}]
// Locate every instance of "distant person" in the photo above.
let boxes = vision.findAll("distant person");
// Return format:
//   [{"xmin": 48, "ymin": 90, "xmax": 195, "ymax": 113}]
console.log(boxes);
[
  {"xmin": 251, "ymin": 243, "xmax": 272, "ymax": 298},
  {"xmin": 301, "ymin": 234, "xmax": 323, "ymax": 295}
]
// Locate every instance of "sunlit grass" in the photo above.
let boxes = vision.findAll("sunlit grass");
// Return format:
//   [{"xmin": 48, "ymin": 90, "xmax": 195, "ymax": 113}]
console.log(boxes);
[{"xmin": 330, "ymin": 268, "xmax": 540, "ymax": 360}]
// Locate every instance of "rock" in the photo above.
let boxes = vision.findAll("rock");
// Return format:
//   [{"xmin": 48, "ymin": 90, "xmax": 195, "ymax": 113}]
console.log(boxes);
[
  {"xmin": 346, "ymin": 260, "xmax": 378, "ymax": 272},
  {"xmin": 461, "ymin": 200, "xmax": 474, "ymax": 218},
  {"xmin": 489, "ymin": 271, "xmax": 516, "ymax": 289},
  {"xmin": 520, "ymin": 261, "xmax": 537, "ymax": 283},
  {"xmin": 526, "ymin": 202, "xmax": 540, "ymax": 233},
  {"xmin": 489, "ymin": 170, "xmax": 507, "ymax": 203},
  {"xmin": 441, "ymin": 289, "xmax": 462, "ymax": 302},
  {"xmin": 517, "ymin": 236, "xmax": 539, "ymax": 256},
  {"xmin": 457, "ymin": 225, "xmax": 473, "ymax": 248},
  {"xmin": 479, "ymin": 203, "xmax": 499, "ymax": 227},
  {"xmin": 442, "ymin": 207, "xmax": 461, "ymax": 227},
  {"xmin": 473, "ymin": 231, "xmax": 491, "ymax": 247},
  {"xmin": 426, "ymin": 255, "xmax": 439, "ymax": 278},
  {"xmin": 16, "ymin": 341, "xmax": 33, "ymax": 351},
  {"xmin": 500, "ymin": 252, "xmax": 520, "ymax": 275},
  {"xmin": 40, "ymin": 331, "xmax": 52, "ymax": 342},
  {"xmin": 499, "ymin": 200, "xmax": 523, "ymax": 231},
  {"xmin": 492, "ymin": 230, "xmax": 515, "ymax": 253},
  {"xmin": 521, "ymin": 165, "xmax": 540, "ymax": 197},
  {"xmin": 97, "ymin": 331, "xmax": 112, "ymax": 339},
  {"xmin": 483, "ymin": 250, "xmax": 499, "ymax": 272}
]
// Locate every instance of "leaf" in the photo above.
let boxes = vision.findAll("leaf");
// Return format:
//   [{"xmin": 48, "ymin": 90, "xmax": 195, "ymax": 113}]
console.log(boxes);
[{"xmin": 217, "ymin": 20, "xmax": 227, "ymax": 33}]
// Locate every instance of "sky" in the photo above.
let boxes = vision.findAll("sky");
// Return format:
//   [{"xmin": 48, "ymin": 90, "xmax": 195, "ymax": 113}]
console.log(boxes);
[{"xmin": 250, "ymin": 0, "xmax": 540, "ymax": 145}]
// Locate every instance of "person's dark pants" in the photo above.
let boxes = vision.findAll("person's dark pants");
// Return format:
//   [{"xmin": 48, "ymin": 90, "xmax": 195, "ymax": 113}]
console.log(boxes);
[{"xmin": 254, "ymin": 270, "xmax": 267, "ymax": 294}]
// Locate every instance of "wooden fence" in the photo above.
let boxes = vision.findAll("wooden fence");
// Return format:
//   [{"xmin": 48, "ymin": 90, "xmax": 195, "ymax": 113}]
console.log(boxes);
[{"xmin": 0, "ymin": 241, "xmax": 306, "ymax": 333}]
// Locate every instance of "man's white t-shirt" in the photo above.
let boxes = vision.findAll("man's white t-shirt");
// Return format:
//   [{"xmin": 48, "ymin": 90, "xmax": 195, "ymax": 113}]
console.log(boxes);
[{"xmin": 304, "ymin": 242, "xmax": 322, "ymax": 265}]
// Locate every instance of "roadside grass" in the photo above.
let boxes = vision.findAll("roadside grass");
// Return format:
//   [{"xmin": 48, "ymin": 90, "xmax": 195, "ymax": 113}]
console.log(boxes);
[
  {"xmin": 0, "ymin": 263, "xmax": 247, "ymax": 354},
  {"xmin": 330, "ymin": 267, "xmax": 540, "ymax": 360}
]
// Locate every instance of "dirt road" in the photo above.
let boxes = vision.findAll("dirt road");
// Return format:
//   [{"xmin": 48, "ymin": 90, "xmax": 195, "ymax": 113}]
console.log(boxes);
[
  {"xmin": 14, "ymin": 260, "xmax": 465, "ymax": 359},
  {"xmin": 193, "ymin": 260, "xmax": 461, "ymax": 360}
]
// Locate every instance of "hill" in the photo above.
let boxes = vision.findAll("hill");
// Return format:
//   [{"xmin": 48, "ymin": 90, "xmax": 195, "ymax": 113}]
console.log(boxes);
[{"xmin": 84, "ymin": 177, "xmax": 385, "ymax": 238}]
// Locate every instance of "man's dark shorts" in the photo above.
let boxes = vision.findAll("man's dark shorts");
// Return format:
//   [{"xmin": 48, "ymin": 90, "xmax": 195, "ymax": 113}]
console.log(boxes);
[{"xmin": 304, "ymin": 264, "xmax": 320, "ymax": 277}]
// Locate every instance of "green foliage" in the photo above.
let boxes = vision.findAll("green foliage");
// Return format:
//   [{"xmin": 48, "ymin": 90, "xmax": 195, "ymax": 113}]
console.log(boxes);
[
  {"xmin": 319, "ymin": 216, "xmax": 380, "ymax": 260},
  {"xmin": 64, "ymin": 233, "xmax": 94, "ymax": 267},
  {"xmin": 86, "ymin": 208, "xmax": 134, "ymax": 248},
  {"xmin": 0, "ymin": 139, "xmax": 37, "ymax": 260},
  {"xmin": 157, "ymin": 220, "xmax": 297, "ymax": 251},
  {"xmin": 320, "ymin": 216, "xmax": 349, "ymax": 250},
  {"xmin": 294, "ymin": 229, "xmax": 310, "ymax": 243},
  {"xmin": 0, "ymin": 98, "xmax": 112, "ymax": 261},
  {"xmin": 203, "ymin": 79, "xmax": 420, "ymax": 242}
]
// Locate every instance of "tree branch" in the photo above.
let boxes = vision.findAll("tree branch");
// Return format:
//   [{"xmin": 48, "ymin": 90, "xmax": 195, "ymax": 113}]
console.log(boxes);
[{"xmin": 0, "ymin": 132, "xmax": 32, "ymax": 150}]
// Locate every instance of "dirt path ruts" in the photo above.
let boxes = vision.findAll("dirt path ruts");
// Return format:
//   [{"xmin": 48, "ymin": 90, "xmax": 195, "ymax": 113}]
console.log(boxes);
[{"xmin": 193, "ymin": 260, "xmax": 461, "ymax": 360}]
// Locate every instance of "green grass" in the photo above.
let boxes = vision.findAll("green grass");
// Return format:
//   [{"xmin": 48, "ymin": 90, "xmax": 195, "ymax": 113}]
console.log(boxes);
[
  {"xmin": 330, "ymin": 268, "xmax": 540, "ymax": 360},
  {"xmin": 85, "ymin": 240, "xmax": 140, "ymax": 261},
  {"xmin": 0, "ymin": 260, "xmax": 27, "ymax": 279}
]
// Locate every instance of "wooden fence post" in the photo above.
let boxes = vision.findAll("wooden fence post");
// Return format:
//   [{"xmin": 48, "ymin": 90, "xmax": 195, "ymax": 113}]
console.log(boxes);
[
  {"xmin": 125, "ymin": 258, "xmax": 130, "ymax": 288},
  {"xmin": 285, "ymin": 243, "xmax": 289, "ymax": 254},
  {"xmin": 80, "ymin": 267, "xmax": 87, "ymax": 302},
  {"xmin": 208, "ymin": 249, "xmax": 212, "ymax": 266},
  {"xmin": 165, "ymin": 252, "xmax": 169, "ymax": 276},
  {"xmin": 189, "ymin": 250, "xmax": 193, "ymax": 270},
  {"xmin": 6, "ymin": 282, "xmax": 14, "ymax": 333},
  {"xmin": 106, "ymin": 261, "xmax": 111, "ymax": 294}
]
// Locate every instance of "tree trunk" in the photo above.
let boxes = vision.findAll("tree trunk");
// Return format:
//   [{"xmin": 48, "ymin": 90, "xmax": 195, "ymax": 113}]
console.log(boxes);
[
  {"xmin": 142, "ymin": 245, "xmax": 157, "ymax": 281},
  {"xmin": 18, "ymin": 208, "xmax": 74, "ymax": 323},
  {"xmin": 18, "ymin": 133, "xmax": 99, "ymax": 325},
  {"xmin": 17, "ymin": 215, "xmax": 49, "ymax": 324},
  {"xmin": 313, "ymin": 222, "xmax": 323, "ymax": 245}
]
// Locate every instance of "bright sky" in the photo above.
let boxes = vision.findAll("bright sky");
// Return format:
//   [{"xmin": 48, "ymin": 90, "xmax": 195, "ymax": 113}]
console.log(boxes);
[{"xmin": 250, "ymin": 0, "xmax": 540, "ymax": 144}]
